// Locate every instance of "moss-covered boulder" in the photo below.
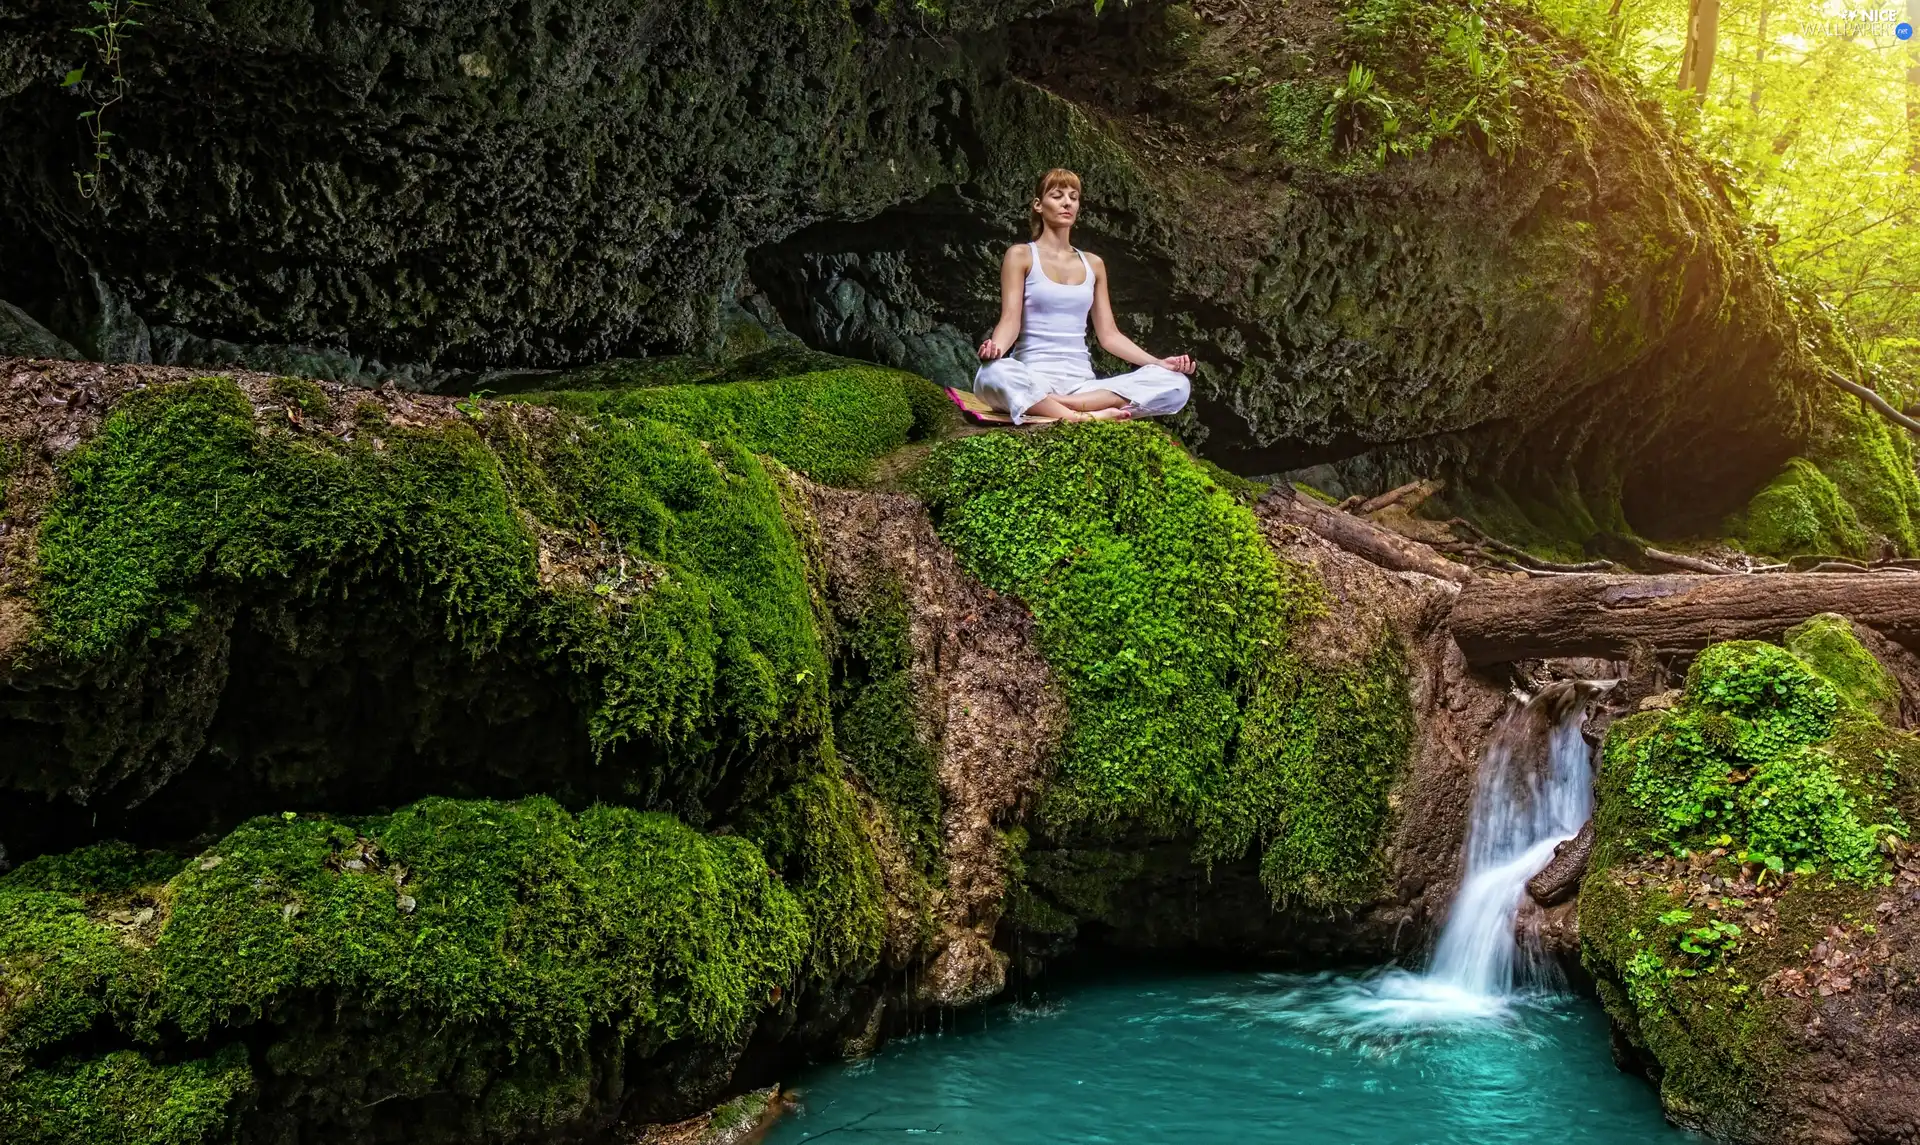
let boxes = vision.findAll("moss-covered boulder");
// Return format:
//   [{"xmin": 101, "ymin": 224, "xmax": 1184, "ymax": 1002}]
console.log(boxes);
[
  {"xmin": 0, "ymin": 798, "xmax": 813, "ymax": 1143},
  {"xmin": 1732, "ymin": 372, "xmax": 1920, "ymax": 560},
  {"xmin": 0, "ymin": 357, "xmax": 943, "ymax": 855},
  {"xmin": 1734, "ymin": 457, "xmax": 1871, "ymax": 560},
  {"xmin": 0, "ymin": 0, "xmax": 1832, "ymax": 536},
  {"xmin": 919, "ymin": 422, "xmax": 1497, "ymax": 958},
  {"xmin": 1581, "ymin": 627, "xmax": 1920, "ymax": 1143}
]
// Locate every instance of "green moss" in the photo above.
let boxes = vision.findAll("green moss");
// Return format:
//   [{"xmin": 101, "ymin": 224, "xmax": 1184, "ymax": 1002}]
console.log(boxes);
[
  {"xmin": 1, "ymin": 1045, "xmax": 253, "ymax": 1145},
  {"xmin": 1192, "ymin": 458, "xmax": 1272, "ymax": 505},
  {"xmin": 708, "ymin": 1088, "xmax": 772, "ymax": 1134},
  {"xmin": 1220, "ymin": 639, "xmax": 1417, "ymax": 908},
  {"xmin": 923, "ymin": 424, "xmax": 1311, "ymax": 830},
  {"xmin": 735, "ymin": 763, "xmax": 886, "ymax": 984},
  {"xmin": 830, "ymin": 581, "xmax": 943, "ymax": 879},
  {"xmin": 1599, "ymin": 640, "xmax": 1901, "ymax": 882},
  {"xmin": 1578, "ymin": 867, "xmax": 1813, "ymax": 1134},
  {"xmin": 521, "ymin": 365, "xmax": 950, "ymax": 487},
  {"xmin": 1803, "ymin": 384, "xmax": 1920, "ymax": 556},
  {"xmin": 0, "ymin": 854, "xmax": 161, "ymax": 1058},
  {"xmin": 922, "ymin": 423, "xmax": 1406, "ymax": 906},
  {"xmin": 0, "ymin": 799, "xmax": 819, "ymax": 1141},
  {"xmin": 25, "ymin": 375, "xmax": 828, "ymax": 798},
  {"xmin": 510, "ymin": 412, "xmax": 830, "ymax": 755},
  {"xmin": 1019, "ymin": 848, "xmax": 1146, "ymax": 922},
  {"xmin": 1436, "ymin": 475, "xmax": 1611, "ymax": 564},
  {"xmin": 1786, "ymin": 614, "xmax": 1901, "ymax": 724},
  {"xmin": 1736, "ymin": 457, "xmax": 1869, "ymax": 559},
  {"xmin": 1265, "ymin": 80, "xmax": 1331, "ymax": 157},
  {"xmin": 0, "ymin": 797, "xmax": 807, "ymax": 1073},
  {"xmin": 1325, "ymin": 0, "xmax": 1566, "ymax": 164}
]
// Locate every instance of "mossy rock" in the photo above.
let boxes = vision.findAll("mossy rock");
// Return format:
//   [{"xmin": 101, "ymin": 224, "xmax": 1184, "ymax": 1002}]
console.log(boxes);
[
  {"xmin": 3, "ymin": 368, "xmax": 922, "ymax": 845},
  {"xmin": 1582, "ymin": 625, "xmax": 1920, "ymax": 1141},
  {"xmin": 1786, "ymin": 614, "xmax": 1902, "ymax": 725},
  {"xmin": 520, "ymin": 361, "xmax": 952, "ymax": 487},
  {"xmin": 0, "ymin": 797, "xmax": 813, "ymax": 1143},
  {"xmin": 2, "ymin": 1046, "xmax": 254, "ymax": 1145},
  {"xmin": 1734, "ymin": 457, "xmax": 1870, "ymax": 559},
  {"xmin": 1802, "ymin": 381, "xmax": 1920, "ymax": 556},
  {"xmin": 924, "ymin": 422, "xmax": 1413, "ymax": 911}
]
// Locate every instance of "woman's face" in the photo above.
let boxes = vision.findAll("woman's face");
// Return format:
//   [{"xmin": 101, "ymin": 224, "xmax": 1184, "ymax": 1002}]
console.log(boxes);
[{"xmin": 1034, "ymin": 184, "xmax": 1080, "ymax": 231}]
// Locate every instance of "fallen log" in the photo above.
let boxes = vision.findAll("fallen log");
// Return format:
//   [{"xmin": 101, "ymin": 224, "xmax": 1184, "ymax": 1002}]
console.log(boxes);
[
  {"xmin": 1256, "ymin": 488, "xmax": 1471, "ymax": 583},
  {"xmin": 1642, "ymin": 546, "xmax": 1735, "ymax": 575},
  {"xmin": 1357, "ymin": 478, "xmax": 1442, "ymax": 516},
  {"xmin": 1449, "ymin": 572, "xmax": 1920, "ymax": 665}
]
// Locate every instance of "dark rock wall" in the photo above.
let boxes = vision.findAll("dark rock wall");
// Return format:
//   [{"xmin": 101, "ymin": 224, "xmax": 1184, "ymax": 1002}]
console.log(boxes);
[
  {"xmin": 0, "ymin": 0, "xmax": 1042, "ymax": 366},
  {"xmin": 1, "ymin": 0, "xmax": 1820, "ymax": 533}
]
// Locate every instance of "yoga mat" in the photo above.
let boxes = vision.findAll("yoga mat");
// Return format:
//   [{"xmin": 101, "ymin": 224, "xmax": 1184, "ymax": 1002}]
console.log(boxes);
[{"xmin": 945, "ymin": 387, "xmax": 1057, "ymax": 426}]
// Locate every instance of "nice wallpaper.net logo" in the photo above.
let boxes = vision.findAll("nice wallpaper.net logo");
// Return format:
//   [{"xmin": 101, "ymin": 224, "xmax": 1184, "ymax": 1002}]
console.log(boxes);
[{"xmin": 1808, "ymin": 1, "xmax": 1915, "ymax": 37}]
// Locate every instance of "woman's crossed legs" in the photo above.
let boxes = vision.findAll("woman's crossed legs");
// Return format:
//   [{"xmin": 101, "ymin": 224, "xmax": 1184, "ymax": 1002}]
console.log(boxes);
[{"xmin": 975, "ymin": 359, "xmax": 1190, "ymax": 424}]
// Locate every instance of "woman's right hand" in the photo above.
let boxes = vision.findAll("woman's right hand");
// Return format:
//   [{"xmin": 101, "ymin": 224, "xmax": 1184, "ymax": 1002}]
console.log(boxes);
[{"xmin": 978, "ymin": 338, "xmax": 1005, "ymax": 362}]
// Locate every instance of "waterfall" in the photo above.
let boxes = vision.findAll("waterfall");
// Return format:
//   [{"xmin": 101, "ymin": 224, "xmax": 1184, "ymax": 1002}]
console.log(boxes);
[
  {"xmin": 1422, "ymin": 683, "xmax": 1598, "ymax": 998},
  {"xmin": 1273, "ymin": 681, "xmax": 1609, "ymax": 1034}
]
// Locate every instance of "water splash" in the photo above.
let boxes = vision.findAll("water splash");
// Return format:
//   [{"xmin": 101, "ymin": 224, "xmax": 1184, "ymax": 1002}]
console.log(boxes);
[{"xmin": 1267, "ymin": 681, "xmax": 1609, "ymax": 1038}]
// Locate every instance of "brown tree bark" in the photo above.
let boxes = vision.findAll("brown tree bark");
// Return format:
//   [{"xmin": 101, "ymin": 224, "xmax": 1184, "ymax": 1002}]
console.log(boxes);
[
  {"xmin": 1908, "ymin": 43, "xmax": 1919, "ymax": 176},
  {"xmin": 1448, "ymin": 572, "xmax": 1920, "ymax": 665},
  {"xmin": 1255, "ymin": 489, "xmax": 1472, "ymax": 584},
  {"xmin": 1679, "ymin": 0, "xmax": 1721, "ymax": 102}
]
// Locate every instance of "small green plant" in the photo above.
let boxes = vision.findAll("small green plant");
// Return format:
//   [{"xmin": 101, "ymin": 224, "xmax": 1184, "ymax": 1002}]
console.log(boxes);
[
  {"xmin": 1218, "ymin": 65, "xmax": 1264, "ymax": 90},
  {"xmin": 1677, "ymin": 919, "xmax": 1741, "ymax": 962},
  {"xmin": 64, "ymin": 0, "xmax": 147, "ymax": 201},
  {"xmin": 1323, "ymin": 63, "xmax": 1404, "ymax": 161},
  {"xmin": 1610, "ymin": 638, "xmax": 1907, "ymax": 884}
]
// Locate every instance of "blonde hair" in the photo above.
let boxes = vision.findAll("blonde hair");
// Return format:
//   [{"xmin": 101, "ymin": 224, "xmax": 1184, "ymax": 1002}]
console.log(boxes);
[{"xmin": 1029, "ymin": 168, "xmax": 1082, "ymax": 239}]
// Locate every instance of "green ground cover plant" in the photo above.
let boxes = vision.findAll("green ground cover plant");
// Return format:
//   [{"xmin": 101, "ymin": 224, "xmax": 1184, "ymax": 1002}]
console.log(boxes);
[
  {"xmin": 922, "ymin": 422, "xmax": 1412, "ymax": 906},
  {"xmin": 522, "ymin": 365, "xmax": 951, "ymax": 487}
]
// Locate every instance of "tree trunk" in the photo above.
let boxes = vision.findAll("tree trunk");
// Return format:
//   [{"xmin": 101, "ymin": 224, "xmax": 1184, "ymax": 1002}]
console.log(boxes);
[
  {"xmin": 1255, "ymin": 489, "xmax": 1472, "ymax": 585},
  {"xmin": 1679, "ymin": 0, "xmax": 1721, "ymax": 102},
  {"xmin": 1908, "ymin": 43, "xmax": 1919, "ymax": 175},
  {"xmin": 1447, "ymin": 572, "xmax": 1920, "ymax": 665}
]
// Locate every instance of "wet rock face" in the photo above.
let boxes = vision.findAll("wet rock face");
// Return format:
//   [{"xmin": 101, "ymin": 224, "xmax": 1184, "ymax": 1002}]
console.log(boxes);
[
  {"xmin": 0, "ymin": 0, "xmax": 1037, "ymax": 368},
  {"xmin": 805, "ymin": 483, "xmax": 1064, "ymax": 1004},
  {"xmin": 3, "ymin": 0, "xmax": 1812, "ymax": 530}
]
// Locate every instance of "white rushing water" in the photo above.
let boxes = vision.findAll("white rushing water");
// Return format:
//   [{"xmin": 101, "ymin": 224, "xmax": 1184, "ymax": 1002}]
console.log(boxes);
[
  {"xmin": 1271, "ymin": 683, "xmax": 1606, "ymax": 1036},
  {"xmin": 1424, "ymin": 688, "xmax": 1596, "ymax": 998}
]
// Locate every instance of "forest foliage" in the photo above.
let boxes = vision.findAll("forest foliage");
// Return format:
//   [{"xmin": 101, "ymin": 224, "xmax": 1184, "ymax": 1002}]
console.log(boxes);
[{"xmin": 1534, "ymin": 0, "xmax": 1920, "ymax": 382}]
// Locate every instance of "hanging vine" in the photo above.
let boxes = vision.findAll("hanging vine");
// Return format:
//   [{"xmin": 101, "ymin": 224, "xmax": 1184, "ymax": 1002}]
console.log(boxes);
[{"xmin": 63, "ymin": 0, "xmax": 146, "ymax": 201}]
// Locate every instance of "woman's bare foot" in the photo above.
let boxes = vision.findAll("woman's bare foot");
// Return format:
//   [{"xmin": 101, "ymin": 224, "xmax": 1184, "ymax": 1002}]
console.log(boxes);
[{"xmin": 1088, "ymin": 405, "xmax": 1134, "ymax": 421}]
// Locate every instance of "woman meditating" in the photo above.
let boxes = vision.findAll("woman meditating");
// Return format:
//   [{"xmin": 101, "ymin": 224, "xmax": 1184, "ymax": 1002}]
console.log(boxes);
[{"xmin": 972, "ymin": 168, "xmax": 1195, "ymax": 424}]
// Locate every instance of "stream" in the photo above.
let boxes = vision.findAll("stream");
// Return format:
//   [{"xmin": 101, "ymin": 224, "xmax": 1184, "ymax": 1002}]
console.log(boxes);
[{"xmin": 768, "ymin": 682, "xmax": 1684, "ymax": 1143}]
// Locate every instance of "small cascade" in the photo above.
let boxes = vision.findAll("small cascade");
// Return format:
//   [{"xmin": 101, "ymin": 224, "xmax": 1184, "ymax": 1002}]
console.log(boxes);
[
  {"xmin": 1271, "ymin": 680, "xmax": 1612, "ymax": 1034},
  {"xmin": 1423, "ymin": 681, "xmax": 1600, "ymax": 998}
]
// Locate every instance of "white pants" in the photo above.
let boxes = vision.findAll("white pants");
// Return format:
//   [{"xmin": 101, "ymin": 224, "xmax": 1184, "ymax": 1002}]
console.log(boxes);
[{"xmin": 973, "ymin": 359, "xmax": 1191, "ymax": 425}]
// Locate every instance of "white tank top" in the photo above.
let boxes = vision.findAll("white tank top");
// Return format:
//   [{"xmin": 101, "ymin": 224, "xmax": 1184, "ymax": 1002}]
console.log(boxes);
[{"xmin": 1013, "ymin": 242, "xmax": 1094, "ymax": 379}]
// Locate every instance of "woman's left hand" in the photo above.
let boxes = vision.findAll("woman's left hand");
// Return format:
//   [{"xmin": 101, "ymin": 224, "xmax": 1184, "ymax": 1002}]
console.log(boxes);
[{"xmin": 1159, "ymin": 354, "xmax": 1196, "ymax": 375}]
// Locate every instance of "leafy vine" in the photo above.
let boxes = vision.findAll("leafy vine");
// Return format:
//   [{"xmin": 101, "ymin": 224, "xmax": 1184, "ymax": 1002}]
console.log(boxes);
[{"xmin": 63, "ymin": 0, "xmax": 146, "ymax": 201}]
